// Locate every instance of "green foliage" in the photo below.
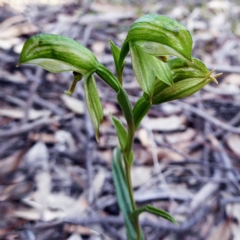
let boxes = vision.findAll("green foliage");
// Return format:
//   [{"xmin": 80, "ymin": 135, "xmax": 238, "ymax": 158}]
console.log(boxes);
[
  {"xmin": 18, "ymin": 14, "xmax": 220, "ymax": 240},
  {"xmin": 152, "ymin": 57, "xmax": 219, "ymax": 104},
  {"xmin": 131, "ymin": 204, "xmax": 178, "ymax": 225},
  {"xmin": 109, "ymin": 39, "xmax": 123, "ymax": 82},
  {"xmin": 129, "ymin": 43, "xmax": 174, "ymax": 100},
  {"xmin": 119, "ymin": 14, "xmax": 193, "ymax": 70},
  {"xmin": 132, "ymin": 94, "xmax": 151, "ymax": 129},
  {"xmin": 111, "ymin": 116, "xmax": 128, "ymax": 149},
  {"xmin": 84, "ymin": 74, "xmax": 104, "ymax": 142},
  {"xmin": 112, "ymin": 148, "xmax": 144, "ymax": 240},
  {"xmin": 18, "ymin": 34, "xmax": 98, "ymax": 75}
]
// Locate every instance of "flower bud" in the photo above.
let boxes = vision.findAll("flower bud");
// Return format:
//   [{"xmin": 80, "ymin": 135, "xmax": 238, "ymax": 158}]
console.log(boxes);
[
  {"xmin": 152, "ymin": 58, "xmax": 220, "ymax": 104},
  {"xmin": 130, "ymin": 43, "xmax": 173, "ymax": 99},
  {"xmin": 120, "ymin": 14, "xmax": 193, "ymax": 67},
  {"xmin": 119, "ymin": 14, "xmax": 193, "ymax": 100}
]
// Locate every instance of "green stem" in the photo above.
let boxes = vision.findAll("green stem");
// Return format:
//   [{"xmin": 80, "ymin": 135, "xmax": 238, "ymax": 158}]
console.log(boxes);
[
  {"xmin": 98, "ymin": 60, "xmax": 142, "ymax": 238},
  {"xmin": 96, "ymin": 63, "xmax": 120, "ymax": 92},
  {"xmin": 117, "ymin": 71, "xmax": 123, "ymax": 85},
  {"xmin": 117, "ymin": 89, "xmax": 141, "ymax": 239},
  {"xmin": 117, "ymin": 88, "xmax": 135, "ymax": 161},
  {"xmin": 124, "ymin": 160, "xmax": 136, "ymax": 211},
  {"xmin": 124, "ymin": 159, "xmax": 141, "ymax": 240}
]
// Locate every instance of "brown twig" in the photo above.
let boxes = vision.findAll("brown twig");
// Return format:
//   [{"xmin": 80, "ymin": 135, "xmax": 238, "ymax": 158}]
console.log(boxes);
[{"xmin": 178, "ymin": 101, "xmax": 240, "ymax": 134}]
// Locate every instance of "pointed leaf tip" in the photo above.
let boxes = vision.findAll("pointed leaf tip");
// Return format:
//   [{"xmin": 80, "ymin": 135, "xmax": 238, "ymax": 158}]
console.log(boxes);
[
  {"xmin": 111, "ymin": 115, "xmax": 128, "ymax": 150},
  {"xmin": 131, "ymin": 204, "xmax": 178, "ymax": 226},
  {"xmin": 152, "ymin": 57, "xmax": 217, "ymax": 104},
  {"xmin": 95, "ymin": 131, "xmax": 100, "ymax": 143}
]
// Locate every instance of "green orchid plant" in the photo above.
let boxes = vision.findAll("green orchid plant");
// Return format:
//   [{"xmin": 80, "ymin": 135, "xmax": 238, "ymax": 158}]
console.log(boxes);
[{"xmin": 18, "ymin": 14, "xmax": 221, "ymax": 239}]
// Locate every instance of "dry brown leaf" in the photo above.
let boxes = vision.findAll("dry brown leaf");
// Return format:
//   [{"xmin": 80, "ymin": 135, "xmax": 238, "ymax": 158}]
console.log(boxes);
[
  {"xmin": 91, "ymin": 41, "xmax": 105, "ymax": 58},
  {"xmin": 142, "ymin": 115, "xmax": 187, "ymax": 131},
  {"xmin": 224, "ymin": 74, "xmax": 240, "ymax": 86},
  {"xmin": 93, "ymin": 168, "xmax": 106, "ymax": 197},
  {"xmin": 48, "ymin": 194, "xmax": 89, "ymax": 220},
  {"xmin": 0, "ymin": 150, "xmax": 23, "ymax": 175},
  {"xmin": 97, "ymin": 149, "xmax": 112, "ymax": 164},
  {"xmin": 0, "ymin": 70, "xmax": 27, "ymax": 84},
  {"xmin": 103, "ymin": 102, "xmax": 118, "ymax": 116},
  {"xmin": 61, "ymin": 94, "xmax": 84, "ymax": 115},
  {"xmin": 98, "ymin": 135, "xmax": 118, "ymax": 148},
  {"xmin": 165, "ymin": 128, "xmax": 196, "ymax": 144},
  {"xmin": 33, "ymin": 171, "xmax": 52, "ymax": 207},
  {"xmin": 137, "ymin": 128, "xmax": 151, "ymax": 148},
  {"xmin": 0, "ymin": 22, "xmax": 37, "ymax": 39},
  {"xmin": 0, "ymin": 182, "xmax": 33, "ymax": 201},
  {"xmin": 207, "ymin": 220, "xmax": 232, "ymax": 240},
  {"xmin": 161, "ymin": 103, "xmax": 182, "ymax": 115},
  {"xmin": 165, "ymin": 128, "xmax": 197, "ymax": 153},
  {"xmin": 226, "ymin": 204, "xmax": 240, "ymax": 240},
  {"xmin": 14, "ymin": 206, "xmax": 65, "ymax": 221},
  {"xmin": 0, "ymin": 108, "xmax": 51, "ymax": 120},
  {"xmin": 226, "ymin": 133, "xmax": 240, "ymax": 157},
  {"xmin": 13, "ymin": 41, "xmax": 24, "ymax": 54},
  {"xmin": 24, "ymin": 141, "xmax": 49, "ymax": 168},
  {"xmin": 134, "ymin": 147, "xmax": 153, "ymax": 165},
  {"xmin": 200, "ymin": 215, "xmax": 215, "ymax": 238},
  {"xmin": 55, "ymin": 130, "xmax": 76, "ymax": 152},
  {"xmin": 0, "ymin": 38, "xmax": 21, "ymax": 50},
  {"xmin": 219, "ymin": 82, "xmax": 240, "ymax": 94},
  {"xmin": 157, "ymin": 147, "xmax": 185, "ymax": 162},
  {"xmin": 131, "ymin": 166, "xmax": 152, "ymax": 188},
  {"xmin": 28, "ymin": 133, "xmax": 56, "ymax": 143},
  {"xmin": 0, "ymin": 15, "xmax": 38, "ymax": 39},
  {"xmin": 0, "ymin": 15, "xmax": 26, "ymax": 30},
  {"xmin": 16, "ymin": 194, "xmax": 88, "ymax": 222},
  {"xmin": 65, "ymin": 224, "xmax": 111, "ymax": 240}
]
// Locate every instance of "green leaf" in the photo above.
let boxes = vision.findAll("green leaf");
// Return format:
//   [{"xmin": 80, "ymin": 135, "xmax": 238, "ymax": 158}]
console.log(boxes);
[
  {"xmin": 109, "ymin": 39, "xmax": 123, "ymax": 82},
  {"xmin": 130, "ymin": 43, "xmax": 156, "ymax": 98},
  {"xmin": 84, "ymin": 74, "xmax": 104, "ymax": 142},
  {"xmin": 18, "ymin": 34, "xmax": 99, "ymax": 76},
  {"xmin": 119, "ymin": 14, "xmax": 193, "ymax": 67},
  {"xmin": 130, "ymin": 44, "xmax": 174, "ymax": 96},
  {"xmin": 152, "ymin": 57, "xmax": 219, "ymax": 104},
  {"xmin": 153, "ymin": 57, "xmax": 173, "ymax": 87},
  {"xmin": 112, "ymin": 148, "xmax": 145, "ymax": 240},
  {"xmin": 111, "ymin": 116, "xmax": 128, "ymax": 150},
  {"xmin": 117, "ymin": 88, "xmax": 135, "ymax": 161},
  {"xmin": 133, "ymin": 94, "xmax": 151, "ymax": 130},
  {"xmin": 117, "ymin": 88, "xmax": 134, "ymax": 131},
  {"xmin": 131, "ymin": 204, "xmax": 178, "ymax": 225}
]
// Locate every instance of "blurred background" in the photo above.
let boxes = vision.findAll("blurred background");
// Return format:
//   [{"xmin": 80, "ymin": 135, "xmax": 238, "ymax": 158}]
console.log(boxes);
[{"xmin": 0, "ymin": 0, "xmax": 240, "ymax": 239}]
